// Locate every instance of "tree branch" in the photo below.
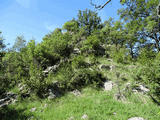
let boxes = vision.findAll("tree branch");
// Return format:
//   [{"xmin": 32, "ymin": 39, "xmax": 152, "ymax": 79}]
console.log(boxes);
[{"xmin": 90, "ymin": 0, "xmax": 112, "ymax": 10}]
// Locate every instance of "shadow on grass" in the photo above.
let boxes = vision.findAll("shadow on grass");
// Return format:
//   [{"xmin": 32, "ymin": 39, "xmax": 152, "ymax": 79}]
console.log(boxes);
[{"xmin": 0, "ymin": 106, "xmax": 34, "ymax": 120}]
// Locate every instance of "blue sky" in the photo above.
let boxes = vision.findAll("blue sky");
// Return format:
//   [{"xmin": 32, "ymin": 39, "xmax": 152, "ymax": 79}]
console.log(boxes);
[{"xmin": 0, "ymin": 0, "xmax": 122, "ymax": 47}]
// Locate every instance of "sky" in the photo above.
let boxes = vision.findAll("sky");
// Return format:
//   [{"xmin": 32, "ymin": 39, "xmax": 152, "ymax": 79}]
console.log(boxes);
[{"xmin": 0, "ymin": 0, "xmax": 122, "ymax": 47}]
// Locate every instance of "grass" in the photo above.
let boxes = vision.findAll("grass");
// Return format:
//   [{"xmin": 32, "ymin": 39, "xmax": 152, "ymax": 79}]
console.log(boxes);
[
  {"xmin": 1, "ymin": 58, "xmax": 159, "ymax": 120},
  {"xmin": 1, "ymin": 87, "xmax": 159, "ymax": 120}
]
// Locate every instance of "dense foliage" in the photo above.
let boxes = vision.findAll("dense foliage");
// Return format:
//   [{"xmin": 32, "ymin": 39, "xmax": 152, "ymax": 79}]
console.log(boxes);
[{"xmin": 0, "ymin": 0, "xmax": 160, "ymax": 103}]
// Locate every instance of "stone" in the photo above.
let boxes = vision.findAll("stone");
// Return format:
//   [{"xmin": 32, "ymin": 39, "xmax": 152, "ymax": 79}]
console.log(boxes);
[
  {"xmin": 30, "ymin": 107, "xmax": 36, "ymax": 112},
  {"xmin": 133, "ymin": 85, "xmax": 150, "ymax": 94},
  {"xmin": 19, "ymin": 85, "xmax": 26, "ymax": 91},
  {"xmin": 81, "ymin": 114, "xmax": 88, "ymax": 119},
  {"xmin": 104, "ymin": 81, "xmax": 114, "ymax": 91},
  {"xmin": 128, "ymin": 117, "xmax": 146, "ymax": 120},
  {"xmin": 99, "ymin": 64, "xmax": 110, "ymax": 70},
  {"xmin": 44, "ymin": 104, "xmax": 48, "ymax": 108},
  {"xmin": 43, "ymin": 65, "xmax": 59, "ymax": 74},
  {"xmin": 71, "ymin": 89, "xmax": 81, "ymax": 96},
  {"xmin": 114, "ymin": 93, "xmax": 126, "ymax": 101},
  {"xmin": 73, "ymin": 48, "xmax": 81, "ymax": 54},
  {"xmin": 0, "ymin": 92, "xmax": 18, "ymax": 108},
  {"xmin": 138, "ymin": 85, "xmax": 150, "ymax": 93},
  {"xmin": 113, "ymin": 112, "xmax": 116, "ymax": 115},
  {"xmin": 48, "ymin": 89, "xmax": 56, "ymax": 100},
  {"xmin": 68, "ymin": 116, "xmax": 74, "ymax": 120},
  {"xmin": 110, "ymin": 65, "xmax": 116, "ymax": 71}
]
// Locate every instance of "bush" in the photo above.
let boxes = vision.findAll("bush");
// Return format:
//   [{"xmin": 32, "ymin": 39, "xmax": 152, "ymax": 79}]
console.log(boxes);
[
  {"xmin": 81, "ymin": 35, "xmax": 104, "ymax": 56},
  {"xmin": 137, "ymin": 47, "xmax": 156, "ymax": 65},
  {"xmin": 71, "ymin": 55, "xmax": 88, "ymax": 69},
  {"xmin": 135, "ymin": 53, "xmax": 160, "ymax": 101},
  {"xmin": 110, "ymin": 46, "xmax": 132, "ymax": 64}
]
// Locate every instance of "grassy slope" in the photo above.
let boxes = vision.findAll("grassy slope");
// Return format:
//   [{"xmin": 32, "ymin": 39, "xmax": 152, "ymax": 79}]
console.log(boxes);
[
  {"xmin": 1, "ymin": 87, "xmax": 159, "ymax": 120},
  {"xmin": 1, "ymin": 58, "xmax": 160, "ymax": 120}
]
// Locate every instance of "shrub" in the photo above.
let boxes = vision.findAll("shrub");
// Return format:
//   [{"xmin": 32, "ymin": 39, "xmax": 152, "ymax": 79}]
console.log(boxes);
[
  {"xmin": 134, "ymin": 53, "xmax": 160, "ymax": 101},
  {"xmin": 137, "ymin": 47, "xmax": 156, "ymax": 65},
  {"xmin": 71, "ymin": 55, "xmax": 88, "ymax": 69},
  {"xmin": 81, "ymin": 35, "xmax": 103, "ymax": 56},
  {"xmin": 110, "ymin": 46, "xmax": 131, "ymax": 64}
]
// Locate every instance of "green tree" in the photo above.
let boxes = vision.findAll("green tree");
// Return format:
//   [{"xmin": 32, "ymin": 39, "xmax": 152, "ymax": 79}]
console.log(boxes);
[
  {"xmin": 118, "ymin": 0, "xmax": 160, "ymax": 52},
  {"xmin": 77, "ymin": 9, "xmax": 102, "ymax": 36},
  {"xmin": 63, "ymin": 19, "xmax": 79, "ymax": 34},
  {"xmin": 12, "ymin": 35, "xmax": 26, "ymax": 51}
]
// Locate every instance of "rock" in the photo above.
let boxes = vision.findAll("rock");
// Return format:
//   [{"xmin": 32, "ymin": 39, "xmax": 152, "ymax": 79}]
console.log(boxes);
[
  {"xmin": 81, "ymin": 114, "xmax": 88, "ymax": 119},
  {"xmin": 18, "ymin": 84, "xmax": 26, "ymax": 91},
  {"xmin": 43, "ymin": 104, "xmax": 48, "ymax": 108},
  {"xmin": 48, "ymin": 89, "xmax": 56, "ymax": 100},
  {"xmin": 43, "ymin": 65, "xmax": 59, "ymax": 74},
  {"xmin": 30, "ymin": 107, "xmax": 36, "ymax": 112},
  {"xmin": 104, "ymin": 81, "xmax": 114, "ymax": 91},
  {"xmin": 124, "ymin": 82, "xmax": 131, "ymax": 91},
  {"xmin": 113, "ymin": 112, "xmax": 116, "ymax": 115},
  {"xmin": 6, "ymin": 92, "xmax": 17, "ymax": 98},
  {"xmin": 107, "ymin": 59, "xmax": 113, "ymax": 62},
  {"xmin": 128, "ymin": 117, "xmax": 146, "ymax": 120},
  {"xmin": 28, "ymin": 116, "xmax": 34, "ymax": 120},
  {"xmin": 99, "ymin": 64, "xmax": 110, "ymax": 70},
  {"xmin": 133, "ymin": 85, "xmax": 150, "ymax": 94},
  {"xmin": 71, "ymin": 89, "xmax": 81, "ymax": 96},
  {"xmin": 139, "ymin": 85, "xmax": 150, "ymax": 93},
  {"xmin": 73, "ymin": 48, "xmax": 81, "ymax": 54},
  {"xmin": 110, "ymin": 65, "xmax": 116, "ymax": 71},
  {"xmin": 12, "ymin": 99, "xmax": 18, "ymax": 104},
  {"xmin": 114, "ymin": 93, "xmax": 126, "ymax": 101},
  {"xmin": 0, "ymin": 92, "xmax": 18, "ymax": 108},
  {"xmin": 68, "ymin": 116, "xmax": 74, "ymax": 120}
]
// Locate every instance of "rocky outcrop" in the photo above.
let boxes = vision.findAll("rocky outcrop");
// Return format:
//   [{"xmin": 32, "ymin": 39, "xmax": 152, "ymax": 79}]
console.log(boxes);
[{"xmin": 0, "ymin": 92, "xmax": 17, "ymax": 108}]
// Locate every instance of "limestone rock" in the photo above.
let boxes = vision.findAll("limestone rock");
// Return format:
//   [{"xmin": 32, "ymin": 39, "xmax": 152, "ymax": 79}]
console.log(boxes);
[
  {"xmin": 48, "ymin": 89, "xmax": 56, "ymax": 100},
  {"xmin": 71, "ymin": 89, "xmax": 81, "ymax": 96},
  {"xmin": 43, "ymin": 65, "xmax": 59, "ymax": 74},
  {"xmin": 0, "ymin": 92, "xmax": 17, "ymax": 108},
  {"xmin": 68, "ymin": 116, "xmax": 74, "ymax": 120},
  {"xmin": 104, "ymin": 81, "xmax": 114, "ymax": 91},
  {"xmin": 30, "ymin": 107, "xmax": 36, "ymax": 112},
  {"xmin": 99, "ymin": 64, "xmax": 110, "ymax": 71},
  {"xmin": 73, "ymin": 48, "xmax": 81, "ymax": 54},
  {"xmin": 81, "ymin": 114, "xmax": 88, "ymax": 119},
  {"xmin": 133, "ymin": 85, "xmax": 150, "ymax": 94},
  {"xmin": 128, "ymin": 117, "xmax": 146, "ymax": 120}
]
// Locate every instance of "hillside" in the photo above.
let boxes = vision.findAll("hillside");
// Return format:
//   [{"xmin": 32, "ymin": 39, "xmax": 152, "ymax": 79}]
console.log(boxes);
[
  {"xmin": 0, "ymin": 58, "xmax": 160, "ymax": 120},
  {"xmin": 0, "ymin": 1, "xmax": 160, "ymax": 119}
]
